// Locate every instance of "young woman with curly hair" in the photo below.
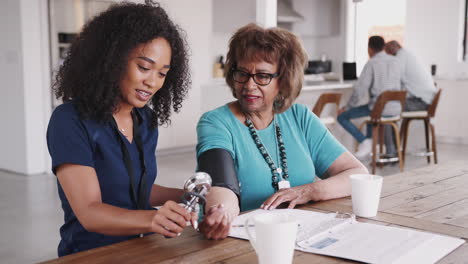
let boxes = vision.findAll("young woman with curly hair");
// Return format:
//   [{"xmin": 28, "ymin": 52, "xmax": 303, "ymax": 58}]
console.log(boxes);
[{"xmin": 46, "ymin": 1, "xmax": 195, "ymax": 256}]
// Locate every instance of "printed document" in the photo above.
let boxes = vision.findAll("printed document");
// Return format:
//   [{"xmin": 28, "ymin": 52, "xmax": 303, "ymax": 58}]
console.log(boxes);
[{"xmin": 229, "ymin": 209, "xmax": 465, "ymax": 264}]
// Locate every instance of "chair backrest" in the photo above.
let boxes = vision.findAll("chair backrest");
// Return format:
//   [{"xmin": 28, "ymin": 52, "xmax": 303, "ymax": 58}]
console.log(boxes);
[
  {"xmin": 312, "ymin": 93, "xmax": 342, "ymax": 117},
  {"xmin": 427, "ymin": 89, "xmax": 442, "ymax": 118},
  {"xmin": 370, "ymin": 90, "xmax": 407, "ymax": 121}
]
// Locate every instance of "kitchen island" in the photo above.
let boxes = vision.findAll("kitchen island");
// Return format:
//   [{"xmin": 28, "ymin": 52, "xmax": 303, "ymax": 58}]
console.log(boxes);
[{"xmin": 201, "ymin": 79, "xmax": 354, "ymax": 112}]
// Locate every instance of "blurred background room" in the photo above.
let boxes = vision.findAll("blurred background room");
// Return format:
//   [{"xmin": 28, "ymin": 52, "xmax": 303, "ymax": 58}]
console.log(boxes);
[{"xmin": 1, "ymin": 0, "xmax": 468, "ymax": 262}]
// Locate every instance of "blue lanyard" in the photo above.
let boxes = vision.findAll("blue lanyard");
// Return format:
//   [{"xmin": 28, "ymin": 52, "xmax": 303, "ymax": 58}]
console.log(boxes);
[{"xmin": 111, "ymin": 111, "xmax": 149, "ymax": 210}]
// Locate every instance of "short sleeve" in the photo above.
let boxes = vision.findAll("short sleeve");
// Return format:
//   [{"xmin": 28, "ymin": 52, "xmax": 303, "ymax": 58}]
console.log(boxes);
[
  {"xmin": 295, "ymin": 104, "xmax": 346, "ymax": 177},
  {"xmin": 46, "ymin": 104, "xmax": 95, "ymax": 174},
  {"xmin": 196, "ymin": 111, "xmax": 234, "ymax": 159}
]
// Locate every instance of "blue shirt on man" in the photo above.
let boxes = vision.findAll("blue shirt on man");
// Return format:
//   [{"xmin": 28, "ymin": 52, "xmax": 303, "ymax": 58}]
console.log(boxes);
[{"xmin": 47, "ymin": 102, "xmax": 158, "ymax": 256}]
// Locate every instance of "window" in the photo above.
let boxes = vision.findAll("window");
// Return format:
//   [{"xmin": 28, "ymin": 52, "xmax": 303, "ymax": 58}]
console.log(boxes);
[{"xmin": 352, "ymin": 0, "xmax": 406, "ymax": 74}]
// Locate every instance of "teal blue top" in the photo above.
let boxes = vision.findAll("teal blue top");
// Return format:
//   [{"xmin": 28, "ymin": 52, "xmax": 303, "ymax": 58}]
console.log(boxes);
[{"xmin": 196, "ymin": 103, "xmax": 346, "ymax": 211}]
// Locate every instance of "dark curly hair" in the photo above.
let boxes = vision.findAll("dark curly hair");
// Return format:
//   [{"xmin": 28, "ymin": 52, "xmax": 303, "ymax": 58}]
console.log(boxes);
[{"xmin": 53, "ymin": 0, "xmax": 191, "ymax": 127}]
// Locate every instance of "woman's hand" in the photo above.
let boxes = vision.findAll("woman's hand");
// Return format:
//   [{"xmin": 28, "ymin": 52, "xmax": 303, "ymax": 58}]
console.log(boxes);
[
  {"xmin": 337, "ymin": 107, "xmax": 346, "ymax": 115},
  {"xmin": 199, "ymin": 204, "xmax": 231, "ymax": 240},
  {"xmin": 150, "ymin": 200, "xmax": 194, "ymax": 237},
  {"xmin": 261, "ymin": 184, "xmax": 315, "ymax": 210},
  {"xmin": 261, "ymin": 152, "xmax": 368, "ymax": 210}
]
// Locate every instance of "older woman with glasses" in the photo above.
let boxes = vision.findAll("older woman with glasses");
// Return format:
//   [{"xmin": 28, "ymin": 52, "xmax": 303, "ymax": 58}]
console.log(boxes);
[{"xmin": 196, "ymin": 24, "xmax": 368, "ymax": 239}]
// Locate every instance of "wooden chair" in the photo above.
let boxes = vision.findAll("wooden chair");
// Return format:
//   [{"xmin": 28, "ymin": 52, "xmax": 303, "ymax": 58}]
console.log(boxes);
[
  {"xmin": 312, "ymin": 93, "xmax": 342, "ymax": 126},
  {"xmin": 357, "ymin": 91, "xmax": 407, "ymax": 174},
  {"xmin": 400, "ymin": 89, "xmax": 442, "ymax": 164}
]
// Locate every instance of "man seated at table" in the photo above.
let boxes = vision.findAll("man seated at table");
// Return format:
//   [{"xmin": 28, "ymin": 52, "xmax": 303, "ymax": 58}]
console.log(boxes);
[
  {"xmin": 338, "ymin": 36, "xmax": 402, "ymax": 160},
  {"xmin": 383, "ymin": 40, "xmax": 437, "ymax": 157}
]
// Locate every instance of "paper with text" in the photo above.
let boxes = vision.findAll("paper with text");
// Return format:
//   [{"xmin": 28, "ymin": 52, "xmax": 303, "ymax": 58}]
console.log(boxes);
[{"xmin": 229, "ymin": 209, "xmax": 465, "ymax": 264}]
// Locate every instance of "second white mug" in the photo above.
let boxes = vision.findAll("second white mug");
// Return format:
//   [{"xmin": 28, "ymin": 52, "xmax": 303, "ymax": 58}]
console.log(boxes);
[
  {"xmin": 350, "ymin": 174, "xmax": 383, "ymax": 217},
  {"xmin": 245, "ymin": 212, "xmax": 298, "ymax": 264}
]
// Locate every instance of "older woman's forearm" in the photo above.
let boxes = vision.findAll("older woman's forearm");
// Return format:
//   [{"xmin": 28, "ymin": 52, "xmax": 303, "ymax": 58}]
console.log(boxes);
[
  {"xmin": 306, "ymin": 151, "xmax": 369, "ymax": 201},
  {"xmin": 150, "ymin": 184, "xmax": 184, "ymax": 206},
  {"xmin": 205, "ymin": 187, "xmax": 240, "ymax": 221},
  {"xmin": 309, "ymin": 166, "xmax": 368, "ymax": 201}
]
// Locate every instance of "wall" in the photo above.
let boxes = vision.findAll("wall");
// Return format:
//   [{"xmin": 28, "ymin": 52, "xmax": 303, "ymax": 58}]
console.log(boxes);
[
  {"xmin": 0, "ymin": 0, "xmax": 50, "ymax": 175},
  {"xmin": 405, "ymin": 0, "xmax": 468, "ymax": 79},
  {"xmin": 211, "ymin": 0, "xmax": 257, "ymax": 76},
  {"xmin": 434, "ymin": 80, "xmax": 468, "ymax": 144},
  {"xmin": 156, "ymin": 0, "xmax": 212, "ymax": 150},
  {"xmin": 405, "ymin": 0, "xmax": 468, "ymax": 146},
  {"xmin": 291, "ymin": 0, "xmax": 347, "ymax": 75},
  {"xmin": 0, "ymin": 0, "xmax": 26, "ymax": 173},
  {"xmin": 20, "ymin": 0, "xmax": 51, "ymax": 175}
]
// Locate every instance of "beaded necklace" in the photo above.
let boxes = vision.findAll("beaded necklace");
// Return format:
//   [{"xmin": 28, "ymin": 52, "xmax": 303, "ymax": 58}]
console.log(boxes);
[{"xmin": 245, "ymin": 116, "xmax": 290, "ymax": 191}]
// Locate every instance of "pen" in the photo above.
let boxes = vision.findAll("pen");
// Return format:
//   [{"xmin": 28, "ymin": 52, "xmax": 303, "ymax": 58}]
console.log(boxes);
[
  {"xmin": 231, "ymin": 224, "xmax": 301, "ymax": 228},
  {"xmin": 232, "ymin": 224, "xmax": 255, "ymax": 227}
]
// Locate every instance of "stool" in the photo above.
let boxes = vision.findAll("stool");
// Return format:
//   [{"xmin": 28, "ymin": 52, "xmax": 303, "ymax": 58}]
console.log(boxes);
[
  {"xmin": 312, "ymin": 93, "xmax": 342, "ymax": 126},
  {"xmin": 357, "ymin": 91, "xmax": 407, "ymax": 174},
  {"xmin": 400, "ymin": 89, "xmax": 442, "ymax": 164}
]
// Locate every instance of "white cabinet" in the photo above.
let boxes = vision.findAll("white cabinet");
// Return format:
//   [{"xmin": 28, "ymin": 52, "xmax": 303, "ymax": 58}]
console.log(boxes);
[{"xmin": 290, "ymin": 0, "xmax": 341, "ymax": 37}]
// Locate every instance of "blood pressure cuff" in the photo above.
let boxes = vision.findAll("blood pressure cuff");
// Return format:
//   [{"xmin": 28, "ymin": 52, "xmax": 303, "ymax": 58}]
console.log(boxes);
[{"xmin": 197, "ymin": 148, "xmax": 240, "ymax": 197}]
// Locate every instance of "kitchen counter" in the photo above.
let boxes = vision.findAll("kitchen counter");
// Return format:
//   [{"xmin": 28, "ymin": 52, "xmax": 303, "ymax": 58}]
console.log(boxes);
[
  {"xmin": 201, "ymin": 79, "xmax": 355, "ymax": 112},
  {"xmin": 302, "ymin": 80, "xmax": 354, "ymax": 91}
]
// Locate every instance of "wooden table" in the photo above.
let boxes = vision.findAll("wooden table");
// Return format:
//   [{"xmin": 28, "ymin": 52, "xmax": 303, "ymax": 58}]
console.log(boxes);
[{"xmin": 41, "ymin": 161, "xmax": 468, "ymax": 263}]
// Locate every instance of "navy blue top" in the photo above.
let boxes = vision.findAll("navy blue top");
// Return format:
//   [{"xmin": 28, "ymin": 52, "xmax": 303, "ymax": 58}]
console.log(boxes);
[{"xmin": 46, "ymin": 102, "xmax": 158, "ymax": 256}]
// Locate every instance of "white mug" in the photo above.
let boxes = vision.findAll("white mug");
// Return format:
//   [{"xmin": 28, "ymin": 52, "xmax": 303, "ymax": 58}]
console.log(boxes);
[
  {"xmin": 245, "ymin": 212, "xmax": 298, "ymax": 264},
  {"xmin": 350, "ymin": 174, "xmax": 383, "ymax": 217}
]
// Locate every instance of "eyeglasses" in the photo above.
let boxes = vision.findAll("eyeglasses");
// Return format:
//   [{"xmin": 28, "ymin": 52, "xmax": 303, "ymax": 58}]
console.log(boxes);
[{"xmin": 232, "ymin": 69, "xmax": 279, "ymax": 86}]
